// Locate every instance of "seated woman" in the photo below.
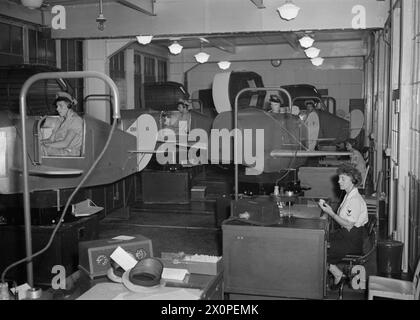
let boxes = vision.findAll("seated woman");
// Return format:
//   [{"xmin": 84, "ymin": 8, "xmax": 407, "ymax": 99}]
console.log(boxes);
[
  {"xmin": 345, "ymin": 138, "xmax": 367, "ymax": 179},
  {"xmin": 41, "ymin": 92, "xmax": 83, "ymax": 156},
  {"xmin": 318, "ymin": 164, "xmax": 368, "ymax": 288}
]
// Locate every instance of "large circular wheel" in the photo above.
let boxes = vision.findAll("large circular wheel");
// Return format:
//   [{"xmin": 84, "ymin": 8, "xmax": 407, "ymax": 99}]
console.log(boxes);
[{"xmin": 304, "ymin": 111, "xmax": 320, "ymax": 151}]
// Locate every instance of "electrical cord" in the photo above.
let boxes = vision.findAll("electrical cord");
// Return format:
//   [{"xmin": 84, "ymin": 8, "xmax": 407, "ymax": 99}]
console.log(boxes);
[
  {"xmin": 263, "ymin": 111, "xmax": 309, "ymax": 151},
  {"xmin": 1, "ymin": 119, "xmax": 118, "ymax": 284}
]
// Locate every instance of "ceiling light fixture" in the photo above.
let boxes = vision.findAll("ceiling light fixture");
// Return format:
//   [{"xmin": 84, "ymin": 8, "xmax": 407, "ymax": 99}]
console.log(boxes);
[
  {"xmin": 304, "ymin": 47, "xmax": 320, "ymax": 58},
  {"xmin": 96, "ymin": 0, "xmax": 106, "ymax": 31},
  {"xmin": 298, "ymin": 36, "xmax": 314, "ymax": 49},
  {"xmin": 311, "ymin": 57, "xmax": 324, "ymax": 66},
  {"xmin": 21, "ymin": 0, "xmax": 43, "ymax": 9},
  {"xmin": 168, "ymin": 41, "xmax": 183, "ymax": 55},
  {"xmin": 136, "ymin": 35, "xmax": 153, "ymax": 45},
  {"xmin": 218, "ymin": 61, "xmax": 231, "ymax": 70},
  {"xmin": 277, "ymin": 1, "xmax": 300, "ymax": 21},
  {"xmin": 194, "ymin": 40, "xmax": 210, "ymax": 64},
  {"xmin": 195, "ymin": 52, "xmax": 210, "ymax": 64}
]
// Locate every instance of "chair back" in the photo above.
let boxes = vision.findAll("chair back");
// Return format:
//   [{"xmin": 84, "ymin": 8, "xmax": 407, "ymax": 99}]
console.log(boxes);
[
  {"xmin": 360, "ymin": 165, "xmax": 370, "ymax": 189},
  {"xmin": 362, "ymin": 215, "xmax": 377, "ymax": 258}
]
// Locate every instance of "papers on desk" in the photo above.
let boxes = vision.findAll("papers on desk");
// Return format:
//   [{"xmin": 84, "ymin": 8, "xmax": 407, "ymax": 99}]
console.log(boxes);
[
  {"xmin": 112, "ymin": 235, "xmax": 135, "ymax": 241},
  {"xmin": 162, "ymin": 268, "xmax": 189, "ymax": 282},
  {"xmin": 77, "ymin": 282, "xmax": 202, "ymax": 300},
  {"xmin": 110, "ymin": 246, "xmax": 138, "ymax": 271},
  {"xmin": 113, "ymin": 288, "xmax": 201, "ymax": 300},
  {"xmin": 10, "ymin": 283, "xmax": 31, "ymax": 300}
]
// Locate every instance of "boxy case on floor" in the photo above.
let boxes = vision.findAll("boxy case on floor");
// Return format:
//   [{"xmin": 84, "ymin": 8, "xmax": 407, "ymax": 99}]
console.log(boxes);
[
  {"xmin": 0, "ymin": 215, "xmax": 99, "ymax": 285},
  {"xmin": 78, "ymin": 234, "xmax": 153, "ymax": 279}
]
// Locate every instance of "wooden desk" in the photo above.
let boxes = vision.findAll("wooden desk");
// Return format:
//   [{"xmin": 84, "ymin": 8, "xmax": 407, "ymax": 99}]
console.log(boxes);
[
  {"xmin": 68, "ymin": 269, "xmax": 223, "ymax": 300},
  {"xmin": 223, "ymin": 214, "xmax": 328, "ymax": 300}
]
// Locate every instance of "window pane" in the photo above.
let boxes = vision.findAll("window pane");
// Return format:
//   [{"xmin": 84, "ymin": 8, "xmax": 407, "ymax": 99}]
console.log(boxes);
[
  {"xmin": 10, "ymin": 25, "xmax": 23, "ymax": 55},
  {"xmin": 28, "ymin": 29, "xmax": 37, "ymax": 63},
  {"xmin": 37, "ymin": 32, "xmax": 46, "ymax": 64},
  {"xmin": 0, "ymin": 23, "xmax": 10, "ymax": 53},
  {"xmin": 76, "ymin": 40, "xmax": 83, "ymax": 70},
  {"xmin": 46, "ymin": 39, "xmax": 56, "ymax": 67},
  {"xmin": 144, "ymin": 56, "xmax": 155, "ymax": 83},
  {"xmin": 61, "ymin": 40, "xmax": 68, "ymax": 70},
  {"xmin": 158, "ymin": 59, "xmax": 167, "ymax": 82},
  {"xmin": 67, "ymin": 39, "xmax": 75, "ymax": 70}
]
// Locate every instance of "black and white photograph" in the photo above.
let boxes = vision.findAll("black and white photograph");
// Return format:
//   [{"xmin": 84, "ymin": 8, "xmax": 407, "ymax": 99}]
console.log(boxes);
[{"xmin": 0, "ymin": 0, "xmax": 418, "ymax": 311}]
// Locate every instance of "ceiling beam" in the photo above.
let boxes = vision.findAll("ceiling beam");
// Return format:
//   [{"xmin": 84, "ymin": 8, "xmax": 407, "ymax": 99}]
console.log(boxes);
[
  {"xmin": 51, "ymin": 0, "xmax": 389, "ymax": 39},
  {"xmin": 281, "ymin": 32, "xmax": 300, "ymax": 51},
  {"xmin": 250, "ymin": 0, "xmax": 265, "ymax": 9},
  {"xmin": 205, "ymin": 37, "xmax": 236, "ymax": 54},
  {"xmin": 116, "ymin": 0, "xmax": 155, "ymax": 16}
]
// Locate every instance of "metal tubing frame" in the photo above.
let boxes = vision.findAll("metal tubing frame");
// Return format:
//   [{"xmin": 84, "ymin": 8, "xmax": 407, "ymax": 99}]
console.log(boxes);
[
  {"xmin": 233, "ymin": 87, "xmax": 292, "ymax": 201},
  {"xmin": 19, "ymin": 71, "xmax": 120, "ymax": 287}
]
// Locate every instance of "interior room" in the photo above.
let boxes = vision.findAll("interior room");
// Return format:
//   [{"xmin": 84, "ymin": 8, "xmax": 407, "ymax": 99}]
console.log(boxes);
[{"xmin": 0, "ymin": 0, "xmax": 419, "ymax": 302}]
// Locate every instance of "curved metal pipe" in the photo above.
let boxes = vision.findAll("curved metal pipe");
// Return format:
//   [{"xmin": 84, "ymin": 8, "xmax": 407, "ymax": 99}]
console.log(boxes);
[
  {"xmin": 19, "ymin": 71, "xmax": 120, "ymax": 287},
  {"xmin": 233, "ymin": 87, "xmax": 292, "ymax": 201}
]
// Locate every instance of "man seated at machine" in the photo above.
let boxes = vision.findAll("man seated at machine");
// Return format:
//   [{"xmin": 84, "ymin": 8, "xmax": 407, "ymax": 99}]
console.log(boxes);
[
  {"xmin": 40, "ymin": 92, "xmax": 83, "ymax": 157},
  {"xmin": 305, "ymin": 100, "xmax": 315, "ymax": 113},
  {"xmin": 163, "ymin": 98, "xmax": 191, "ymax": 135},
  {"xmin": 267, "ymin": 94, "xmax": 289, "ymax": 114}
]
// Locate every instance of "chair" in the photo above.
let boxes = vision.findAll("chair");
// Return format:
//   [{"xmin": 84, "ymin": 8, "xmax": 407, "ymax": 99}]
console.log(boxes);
[
  {"xmin": 335, "ymin": 215, "xmax": 377, "ymax": 299},
  {"xmin": 368, "ymin": 257, "xmax": 420, "ymax": 300}
]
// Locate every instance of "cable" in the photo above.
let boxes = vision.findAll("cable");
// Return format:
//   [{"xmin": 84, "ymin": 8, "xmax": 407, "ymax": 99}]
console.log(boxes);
[
  {"xmin": 263, "ymin": 111, "xmax": 309, "ymax": 151},
  {"xmin": 1, "ymin": 119, "xmax": 118, "ymax": 284},
  {"xmin": 274, "ymin": 148, "xmax": 299, "ymax": 185}
]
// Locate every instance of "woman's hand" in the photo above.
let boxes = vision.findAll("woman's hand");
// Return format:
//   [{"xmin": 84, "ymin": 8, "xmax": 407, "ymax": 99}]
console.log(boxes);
[{"xmin": 318, "ymin": 200, "xmax": 335, "ymax": 216}]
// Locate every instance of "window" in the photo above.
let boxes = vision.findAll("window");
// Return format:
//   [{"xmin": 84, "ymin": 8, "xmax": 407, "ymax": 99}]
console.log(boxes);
[
  {"xmin": 144, "ymin": 56, "xmax": 156, "ymax": 83},
  {"xmin": 157, "ymin": 59, "xmax": 167, "ymax": 82},
  {"xmin": 28, "ymin": 29, "xmax": 56, "ymax": 67},
  {"xmin": 0, "ymin": 22, "xmax": 23, "ymax": 65},
  {"xmin": 61, "ymin": 39, "xmax": 84, "ymax": 112},
  {"xmin": 109, "ymin": 51, "xmax": 127, "ymax": 108}
]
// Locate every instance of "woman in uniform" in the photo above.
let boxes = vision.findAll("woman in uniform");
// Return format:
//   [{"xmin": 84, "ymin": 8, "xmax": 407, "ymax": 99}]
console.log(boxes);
[
  {"xmin": 41, "ymin": 92, "xmax": 83, "ymax": 156},
  {"xmin": 318, "ymin": 163, "xmax": 368, "ymax": 288}
]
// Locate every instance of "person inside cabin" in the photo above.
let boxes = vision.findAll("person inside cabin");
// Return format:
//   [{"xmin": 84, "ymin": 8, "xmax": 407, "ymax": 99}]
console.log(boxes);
[
  {"xmin": 268, "ymin": 94, "xmax": 282, "ymax": 113},
  {"xmin": 40, "ymin": 92, "xmax": 83, "ymax": 156},
  {"xmin": 305, "ymin": 100, "xmax": 315, "ymax": 113},
  {"xmin": 318, "ymin": 164, "xmax": 368, "ymax": 289},
  {"xmin": 345, "ymin": 138, "xmax": 367, "ymax": 180},
  {"xmin": 165, "ymin": 98, "xmax": 191, "ymax": 135}
]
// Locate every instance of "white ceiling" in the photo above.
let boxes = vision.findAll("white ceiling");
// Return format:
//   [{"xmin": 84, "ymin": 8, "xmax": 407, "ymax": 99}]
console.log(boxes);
[{"xmin": 10, "ymin": 0, "xmax": 374, "ymax": 53}]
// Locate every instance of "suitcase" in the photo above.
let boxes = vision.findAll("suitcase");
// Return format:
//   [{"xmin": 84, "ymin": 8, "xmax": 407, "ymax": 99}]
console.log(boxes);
[{"xmin": 0, "ymin": 215, "xmax": 99, "ymax": 285}]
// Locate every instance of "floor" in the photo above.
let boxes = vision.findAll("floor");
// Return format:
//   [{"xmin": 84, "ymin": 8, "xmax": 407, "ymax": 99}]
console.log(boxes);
[{"xmin": 98, "ymin": 198, "xmax": 380, "ymax": 300}]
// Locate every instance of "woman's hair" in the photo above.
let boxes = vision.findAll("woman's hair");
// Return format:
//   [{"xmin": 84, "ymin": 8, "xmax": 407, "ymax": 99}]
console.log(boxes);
[
  {"xmin": 337, "ymin": 163, "xmax": 362, "ymax": 186},
  {"xmin": 54, "ymin": 96, "xmax": 74, "ymax": 109}
]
